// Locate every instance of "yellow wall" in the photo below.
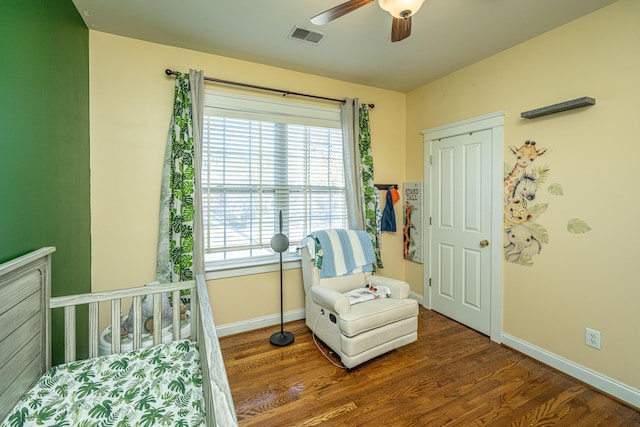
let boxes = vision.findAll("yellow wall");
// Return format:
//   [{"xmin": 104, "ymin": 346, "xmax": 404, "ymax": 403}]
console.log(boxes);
[
  {"xmin": 90, "ymin": 0, "xmax": 639, "ymax": 394},
  {"xmin": 406, "ymin": 0, "xmax": 639, "ymax": 389},
  {"xmin": 89, "ymin": 32, "xmax": 407, "ymax": 327}
]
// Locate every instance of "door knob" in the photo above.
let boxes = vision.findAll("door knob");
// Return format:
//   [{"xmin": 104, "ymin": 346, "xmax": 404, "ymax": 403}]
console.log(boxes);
[{"xmin": 480, "ymin": 239, "xmax": 489, "ymax": 247}]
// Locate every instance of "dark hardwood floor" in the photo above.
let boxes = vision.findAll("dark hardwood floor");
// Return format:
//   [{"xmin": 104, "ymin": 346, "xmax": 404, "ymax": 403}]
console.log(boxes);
[{"xmin": 219, "ymin": 307, "xmax": 640, "ymax": 426}]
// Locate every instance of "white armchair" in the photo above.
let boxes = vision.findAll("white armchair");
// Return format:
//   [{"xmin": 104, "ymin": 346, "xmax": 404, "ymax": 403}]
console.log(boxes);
[{"xmin": 299, "ymin": 230, "xmax": 418, "ymax": 368}]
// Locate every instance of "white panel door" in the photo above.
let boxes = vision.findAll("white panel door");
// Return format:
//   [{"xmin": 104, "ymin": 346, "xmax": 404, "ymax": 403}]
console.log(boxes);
[{"xmin": 431, "ymin": 129, "xmax": 492, "ymax": 335}]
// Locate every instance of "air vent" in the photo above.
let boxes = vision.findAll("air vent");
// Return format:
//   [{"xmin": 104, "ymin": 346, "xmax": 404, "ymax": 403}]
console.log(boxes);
[{"xmin": 289, "ymin": 26, "xmax": 326, "ymax": 45}]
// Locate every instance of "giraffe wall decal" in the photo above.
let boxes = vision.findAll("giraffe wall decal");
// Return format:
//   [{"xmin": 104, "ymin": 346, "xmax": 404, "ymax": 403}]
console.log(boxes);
[
  {"xmin": 504, "ymin": 140, "xmax": 547, "ymax": 205},
  {"xmin": 503, "ymin": 140, "xmax": 592, "ymax": 266},
  {"xmin": 503, "ymin": 140, "xmax": 548, "ymax": 265}
]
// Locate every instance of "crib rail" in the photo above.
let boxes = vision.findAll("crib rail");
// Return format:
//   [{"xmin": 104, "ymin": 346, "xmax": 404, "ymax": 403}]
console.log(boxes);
[
  {"xmin": 50, "ymin": 280, "xmax": 197, "ymax": 363},
  {"xmin": 195, "ymin": 275, "xmax": 238, "ymax": 426}
]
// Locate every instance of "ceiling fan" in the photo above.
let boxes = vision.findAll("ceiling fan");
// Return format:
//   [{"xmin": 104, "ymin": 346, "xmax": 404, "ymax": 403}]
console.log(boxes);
[{"xmin": 311, "ymin": 0, "xmax": 426, "ymax": 42}]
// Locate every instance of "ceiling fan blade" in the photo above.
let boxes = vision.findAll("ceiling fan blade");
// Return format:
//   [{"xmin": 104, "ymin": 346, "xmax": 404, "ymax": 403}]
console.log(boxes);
[
  {"xmin": 391, "ymin": 16, "xmax": 412, "ymax": 42},
  {"xmin": 311, "ymin": 0, "xmax": 374, "ymax": 25}
]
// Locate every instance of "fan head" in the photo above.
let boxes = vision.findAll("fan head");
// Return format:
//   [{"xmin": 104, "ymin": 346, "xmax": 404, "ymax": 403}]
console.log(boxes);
[
  {"xmin": 378, "ymin": 0, "xmax": 426, "ymax": 19},
  {"xmin": 311, "ymin": 0, "xmax": 426, "ymax": 42}
]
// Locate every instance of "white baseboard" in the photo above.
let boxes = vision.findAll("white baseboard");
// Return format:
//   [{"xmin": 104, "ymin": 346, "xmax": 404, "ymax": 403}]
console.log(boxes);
[
  {"xmin": 409, "ymin": 290, "xmax": 424, "ymax": 306},
  {"xmin": 216, "ymin": 308, "xmax": 306, "ymax": 337},
  {"xmin": 501, "ymin": 332, "xmax": 640, "ymax": 409}
]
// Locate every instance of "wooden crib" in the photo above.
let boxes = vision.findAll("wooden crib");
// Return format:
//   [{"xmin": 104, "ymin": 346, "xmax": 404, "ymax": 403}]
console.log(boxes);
[{"xmin": 0, "ymin": 247, "xmax": 237, "ymax": 426}]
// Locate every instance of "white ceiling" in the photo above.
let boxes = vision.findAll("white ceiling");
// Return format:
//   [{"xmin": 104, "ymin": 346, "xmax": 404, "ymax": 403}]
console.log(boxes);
[{"xmin": 71, "ymin": 0, "xmax": 617, "ymax": 93}]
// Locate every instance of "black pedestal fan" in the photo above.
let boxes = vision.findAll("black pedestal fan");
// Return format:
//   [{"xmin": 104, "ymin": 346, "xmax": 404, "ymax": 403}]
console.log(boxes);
[{"xmin": 269, "ymin": 211, "xmax": 295, "ymax": 346}]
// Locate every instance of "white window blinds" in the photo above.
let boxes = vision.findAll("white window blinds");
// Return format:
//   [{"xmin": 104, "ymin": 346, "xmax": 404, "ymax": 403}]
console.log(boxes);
[{"xmin": 202, "ymin": 91, "xmax": 347, "ymax": 267}]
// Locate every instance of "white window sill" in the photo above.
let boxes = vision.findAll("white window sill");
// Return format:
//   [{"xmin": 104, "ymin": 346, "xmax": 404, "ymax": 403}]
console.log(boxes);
[{"xmin": 204, "ymin": 256, "xmax": 302, "ymax": 280}]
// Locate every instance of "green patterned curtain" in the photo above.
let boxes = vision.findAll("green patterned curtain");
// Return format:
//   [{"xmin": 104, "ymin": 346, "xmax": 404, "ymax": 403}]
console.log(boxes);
[
  {"xmin": 358, "ymin": 105, "xmax": 383, "ymax": 268},
  {"xmin": 157, "ymin": 71, "xmax": 204, "ymax": 284}
]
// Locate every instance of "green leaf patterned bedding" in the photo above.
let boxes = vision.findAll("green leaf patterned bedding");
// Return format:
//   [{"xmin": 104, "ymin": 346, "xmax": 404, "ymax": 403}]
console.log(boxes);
[{"xmin": 2, "ymin": 340, "xmax": 205, "ymax": 427}]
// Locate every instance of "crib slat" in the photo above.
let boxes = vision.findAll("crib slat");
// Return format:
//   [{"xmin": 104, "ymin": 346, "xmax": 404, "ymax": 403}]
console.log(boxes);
[
  {"xmin": 111, "ymin": 299, "xmax": 121, "ymax": 354},
  {"xmin": 64, "ymin": 306, "xmax": 76, "ymax": 363},
  {"xmin": 88, "ymin": 303, "xmax": 99, "ymax": 358},
  {"xmin": 132, "ymin": 296, "xmax": 142, "ymax": 350},
  {"xmin": 172, "ymin": 290, "xmax": 181, "ymax": 340},
  {"xmin": 153, "ymin": 293, "xmax": 161, "ymax": 345},
  {"xmin": 191, "ymin": 291, "xmax": 199, "ymax": 343}
]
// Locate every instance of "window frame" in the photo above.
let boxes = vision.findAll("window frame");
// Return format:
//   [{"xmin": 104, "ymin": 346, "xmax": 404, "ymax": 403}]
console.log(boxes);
[{"xmin": 201, "ymin": 90, "xmax": 346, "ymax": 278}]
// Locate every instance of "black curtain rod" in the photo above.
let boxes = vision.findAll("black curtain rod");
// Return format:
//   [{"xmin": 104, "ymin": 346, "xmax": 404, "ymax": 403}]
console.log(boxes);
[{"xmin": 165, "ymin": 69, "xmax": 374, "ymax": 108}]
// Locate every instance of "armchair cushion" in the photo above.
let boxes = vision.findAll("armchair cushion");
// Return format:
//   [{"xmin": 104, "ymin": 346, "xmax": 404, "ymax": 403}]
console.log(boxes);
[
  {"xmin": 344, "ymin": 285, "xmax": 391, "ymax": 305},
  {"xmin": 339, "ymin": 298, "xmax": 418, "ymax": 337}
]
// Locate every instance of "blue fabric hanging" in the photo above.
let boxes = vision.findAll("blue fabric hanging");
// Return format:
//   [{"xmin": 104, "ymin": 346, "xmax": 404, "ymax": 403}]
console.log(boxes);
[{"xmin": 381, "ymin": 189, "xmax": 396, "ymax": 232}]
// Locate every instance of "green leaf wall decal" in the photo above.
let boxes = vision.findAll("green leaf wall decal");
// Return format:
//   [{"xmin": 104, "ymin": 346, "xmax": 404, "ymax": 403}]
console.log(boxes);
[
  {"xmin": 567, "ymin": 218, "xmax": 591, "ymax": 233},
  {"xmin": 548, "ymin": 183, "xmax": 563, "ymax": 195},
  {"xmin": 528, "ymin": 203, "xmax": 548, "ymax": 219},
  {"xmin": 532, "ymin": 166, "xmax": 551, "ymax": 184},
  {"xmin": 526, "ymin": 222, "xmax": 550, "ymax": 244},
  {"xmin": 504, "ymin": 162, "xmax": 512, "ymax": 179}
]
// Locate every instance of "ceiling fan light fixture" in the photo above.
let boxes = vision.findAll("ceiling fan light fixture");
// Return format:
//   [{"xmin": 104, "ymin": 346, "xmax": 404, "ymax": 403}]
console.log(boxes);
[{"xmin": 378, "ymin": 0, "xmax": 425, "ymax": 19}]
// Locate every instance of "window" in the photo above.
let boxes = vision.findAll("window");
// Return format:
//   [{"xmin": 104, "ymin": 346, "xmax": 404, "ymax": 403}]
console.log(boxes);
[{"xmin": 202, "ymin": 91, "xmax": 347, "ymax": 271}]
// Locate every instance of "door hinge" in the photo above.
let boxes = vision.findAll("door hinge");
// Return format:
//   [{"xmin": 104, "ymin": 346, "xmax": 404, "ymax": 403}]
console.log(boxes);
[
  {"xmin": 429, "ymin": 155, "xmax": 433, "ymax": 165},
  {"xmin": 429, "ymin": 217, "xmax": 432, "ymax": 226},
  {"xmin": 429, "ymin": 278, "xmax": 432, "ymax": 287}
]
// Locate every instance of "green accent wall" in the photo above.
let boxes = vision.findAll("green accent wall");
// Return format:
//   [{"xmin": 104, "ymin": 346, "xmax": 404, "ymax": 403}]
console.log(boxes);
[{"xmin": 0, "ymin": 1, "xmax": 91, "ymax": 365}]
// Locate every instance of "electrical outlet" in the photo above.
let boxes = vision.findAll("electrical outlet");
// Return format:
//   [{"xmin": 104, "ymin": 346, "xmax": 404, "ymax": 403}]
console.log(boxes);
[{"xmin": 585, "ymin": 328, "xmax": 601, "ymax": 349}]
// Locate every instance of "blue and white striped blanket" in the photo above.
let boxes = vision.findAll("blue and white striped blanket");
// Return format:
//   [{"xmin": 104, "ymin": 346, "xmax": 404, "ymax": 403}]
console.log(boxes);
[{"xmin": 310, "ymin": 229, "xmax": 375, "ymax": 278}]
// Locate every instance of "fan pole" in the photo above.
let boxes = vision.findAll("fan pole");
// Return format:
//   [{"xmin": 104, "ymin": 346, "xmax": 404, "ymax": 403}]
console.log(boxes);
[
  {"xmin": 270, "ymin": 212, "xmax": 294, "ymax": 346},
  {"xmin": 270, "ymin": 252, "xmax": 295, "ymax": 346},
  {"xmin": 279, "ymin": 252, "xmax": 284, "ymax": 334}
]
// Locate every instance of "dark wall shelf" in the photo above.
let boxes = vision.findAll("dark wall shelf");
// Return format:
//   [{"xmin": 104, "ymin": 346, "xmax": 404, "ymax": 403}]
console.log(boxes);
[{"xmin": 521, "ymin": 96, "xmax": 595, "ymax": 119}]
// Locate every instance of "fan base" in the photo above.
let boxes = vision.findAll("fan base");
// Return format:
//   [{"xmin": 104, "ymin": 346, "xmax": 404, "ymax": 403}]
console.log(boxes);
[{"xmin": 270, "ymin": 331, "xmax": 295, "ymax": 346}]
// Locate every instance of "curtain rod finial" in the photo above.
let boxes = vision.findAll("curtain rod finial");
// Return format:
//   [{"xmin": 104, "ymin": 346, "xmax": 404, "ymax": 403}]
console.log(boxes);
[{"xmin": 165, "ymin": 69, "xmax": 175, "ymax": 76}]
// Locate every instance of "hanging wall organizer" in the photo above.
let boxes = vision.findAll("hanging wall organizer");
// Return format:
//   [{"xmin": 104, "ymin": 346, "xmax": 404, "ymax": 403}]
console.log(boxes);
[{"xmin": 374, "ymin": 183, "xmax": 397, "ymax": 190}]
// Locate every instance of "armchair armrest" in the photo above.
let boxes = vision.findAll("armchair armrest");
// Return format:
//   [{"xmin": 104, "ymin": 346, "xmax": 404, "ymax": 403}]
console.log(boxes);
[
  {"xmin": 367, "ymin": 276, "xmax": 410, "ymax": 299},
  {"xmin": 309, "ymin": 286, "xmax": 351, "ymax": 315}
]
